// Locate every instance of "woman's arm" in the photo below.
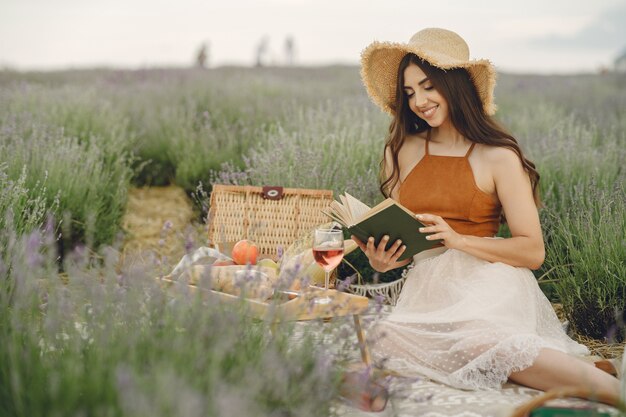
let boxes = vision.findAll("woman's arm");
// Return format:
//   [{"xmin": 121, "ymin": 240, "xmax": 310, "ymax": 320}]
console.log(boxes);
[{"xmin": 418, "ymin": 147, "xmax": 545, "ymax": 269}]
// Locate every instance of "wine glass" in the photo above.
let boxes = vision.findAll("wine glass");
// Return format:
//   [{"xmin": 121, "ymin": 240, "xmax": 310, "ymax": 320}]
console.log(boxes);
[{"xmin": 312, "ymin": 228, "xmax": 344, "ymax": 304}]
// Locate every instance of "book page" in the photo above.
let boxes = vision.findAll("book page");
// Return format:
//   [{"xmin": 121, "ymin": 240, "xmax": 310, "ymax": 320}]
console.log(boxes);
[
  {"xmin": 326, "ymin": 200, "xmax": 352, "ymax": 226},
  {"xmin": 344, "ymin": 193, "xmax": 371, "ymax": 221},
  {"xmin": 323, "ymin": 193, "xmax": 378, "ymax": 227}
]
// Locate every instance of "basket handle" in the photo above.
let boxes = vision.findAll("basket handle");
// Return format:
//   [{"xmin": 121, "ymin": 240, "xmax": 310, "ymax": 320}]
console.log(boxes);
[{"xmin": 509, "ymin": 386, "xmax": 623, "ymax": 417}]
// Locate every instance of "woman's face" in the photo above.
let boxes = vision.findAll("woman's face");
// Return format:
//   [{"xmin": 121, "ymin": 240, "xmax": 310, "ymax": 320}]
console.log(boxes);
[{"xmin": 402, "ymin": 63, "xmax": 449, "ymax": 128}]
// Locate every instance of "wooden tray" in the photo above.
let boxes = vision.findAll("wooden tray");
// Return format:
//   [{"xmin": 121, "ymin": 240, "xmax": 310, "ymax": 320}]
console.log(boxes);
[{"xmin": 158, "ymin": 276, "xmax": 369, "ymax": 322}]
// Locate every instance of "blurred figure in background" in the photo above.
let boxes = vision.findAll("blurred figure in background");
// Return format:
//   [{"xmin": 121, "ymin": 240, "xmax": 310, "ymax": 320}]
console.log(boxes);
[
  {"xmin": 195, "ymin": 42, "xmax": 209, "ymax": 68},
  {"xmin": 284, "ymin": 35, "xmax": 296, "ymax": 66},
  {"xmin": 255, "ymin": 36, "xmax": 269, "ymax": 67}
]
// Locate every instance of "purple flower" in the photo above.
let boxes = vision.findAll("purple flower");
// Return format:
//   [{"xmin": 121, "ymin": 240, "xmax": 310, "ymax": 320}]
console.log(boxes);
[
  {"xmin": 184, "ymin": 234, "xmax": 195, "ymax": 254},
  {"xmin": 336, "ymin": 275, "xmax": 353, "ymax": 292},
  {"xmin": 25, "ymin": 231, "xmax": 44, "ymax": 267},
  {"xmin": 373, "ymin": 294, "xmax": 385, "ymax": 313},
  {"xmin": 606, "ymin": 325, "xmax": 617, "ymax": 343},
  {"xmin": 115, "ymin": 366, "xmax": 135, "ymax": 393},
  {"xmin": 43, "ymin": 214, "xmax": 56, "ymax": 241}
]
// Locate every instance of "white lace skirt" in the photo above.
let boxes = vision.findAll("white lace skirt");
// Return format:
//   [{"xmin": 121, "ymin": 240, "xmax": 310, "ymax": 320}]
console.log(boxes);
[{"xmin": 370, "ymin": 247, "xmax": 589, "ymax": 390}]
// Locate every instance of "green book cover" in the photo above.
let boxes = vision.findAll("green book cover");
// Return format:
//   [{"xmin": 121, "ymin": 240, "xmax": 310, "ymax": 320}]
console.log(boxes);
[
  {"xmin": 530, "ymin": 406, "xmax": 611, "ymax": 417},
  {"xmin": 346, "ymin": 204, "xmax": 440, "ymax": 262}
]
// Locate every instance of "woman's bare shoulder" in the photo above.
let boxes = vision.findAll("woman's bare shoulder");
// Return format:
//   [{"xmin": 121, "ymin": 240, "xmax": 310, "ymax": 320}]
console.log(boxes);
[
  {"xmin": 475, "ymin": 144, "xmax": 528, "ymax": 186},
  {"xmin": 478, "ymin": 144, "xmax": 522, "ymax": 166}
]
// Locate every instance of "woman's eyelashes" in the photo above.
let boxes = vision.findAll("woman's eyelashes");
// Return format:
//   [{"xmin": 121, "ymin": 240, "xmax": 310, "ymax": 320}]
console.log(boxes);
[{"xmin": 404, "ymin": 86, "xmax": 434, "ymax": 99}]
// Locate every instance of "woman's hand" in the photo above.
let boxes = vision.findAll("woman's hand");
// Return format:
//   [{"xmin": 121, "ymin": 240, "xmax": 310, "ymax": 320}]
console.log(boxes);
[
  {"xmin": 351, "ymin": 235, "xmax": 408, "ymax": 273},
  {"xmin": 416, "ymin": 213, "xmax": 466, "ymax": 250}
]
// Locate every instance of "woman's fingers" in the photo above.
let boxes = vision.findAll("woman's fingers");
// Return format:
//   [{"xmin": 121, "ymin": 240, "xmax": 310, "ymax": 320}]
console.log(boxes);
[
  {"xmin": 390, "ymin": 244, "xmax": 407, "ymax": 262},
  {"xmin": 426, "ymin": 233, "xmax": 443, "ymax": 241},
  {"xmin": 385, "ymin": 239, "xmax": 403, "ymax": 261},
  {"xmin": 376, "ymin": 235, "xmax": 390, "ymax": 255},
  {"xmin": 352, "ymin": 235, "xmax": 406, "ymax": 272},
  {"xmin": 376, "ymin": 236, "xmax": 403, "ymax": 259},
  {"xmin": 351, "ymin": 235, "xmax": 367, "ymax": 252},
  {"xmin": 416, "ymin": 213, "xmax": 442, "ymax": 225},
  {"xmin": 379, "ymin": 239, "xmax": 404, "ymax": 267},
  {"xmin": 417, "ymin": 214, "xmax": 450, "ymax": 240}
]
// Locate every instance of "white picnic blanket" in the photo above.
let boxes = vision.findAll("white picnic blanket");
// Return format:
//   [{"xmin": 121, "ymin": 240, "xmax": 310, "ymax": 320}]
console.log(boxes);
[
  {"xmin": 333, "ymin": 377, "xmax": 619, "ymax": 417},
  {"xmin": 290, "ymin": 306, "xmax": 621, "ymax": 417}
]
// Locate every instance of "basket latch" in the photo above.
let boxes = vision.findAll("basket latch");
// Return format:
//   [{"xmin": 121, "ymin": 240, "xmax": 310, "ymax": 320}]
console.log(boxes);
[{"xmin": 262, "ymin": 186, "xmax": 284, "ymax": 200}]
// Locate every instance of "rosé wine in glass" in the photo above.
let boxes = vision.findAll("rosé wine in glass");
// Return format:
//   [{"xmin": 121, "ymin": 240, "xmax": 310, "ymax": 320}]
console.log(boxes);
[
  {"xmin": 313, "ymin": 247, "xmax": 345, "ymax": 271},
  {"xmin": 312, "ymin": 228, "xmax": 344, "ymax": 304}
]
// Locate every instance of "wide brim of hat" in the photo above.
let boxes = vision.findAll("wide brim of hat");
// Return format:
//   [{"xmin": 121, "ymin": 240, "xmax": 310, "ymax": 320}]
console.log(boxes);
[{"xmin": 360, "ymin": 41, "xmax": 497, "ymax": 116}]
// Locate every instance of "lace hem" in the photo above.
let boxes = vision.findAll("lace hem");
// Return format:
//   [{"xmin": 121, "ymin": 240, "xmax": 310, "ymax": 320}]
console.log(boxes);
[{"xmin": 448, "ymin": 334, "xmax": 557, "ymax": 390}]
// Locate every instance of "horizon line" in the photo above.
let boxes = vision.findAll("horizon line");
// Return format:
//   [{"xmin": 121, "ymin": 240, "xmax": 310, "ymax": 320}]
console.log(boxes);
[{"xmin": 0, "ymin": 62, "xmax": 617, "ymax": 77}]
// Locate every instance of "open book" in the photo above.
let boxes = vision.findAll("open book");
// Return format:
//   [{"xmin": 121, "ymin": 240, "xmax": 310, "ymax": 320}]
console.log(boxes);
[{"xmin": 323, "ymin": 193, "xmax": 440, "ymax": 262}]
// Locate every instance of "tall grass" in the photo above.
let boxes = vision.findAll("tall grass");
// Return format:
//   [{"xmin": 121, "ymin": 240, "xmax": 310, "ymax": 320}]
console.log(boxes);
[
  {"xmin": 0, "ymin": 66, "xmax": 624, "ymax": 340},
  {"xmin": 496, "ymin": 76, "xmax": 626, "ymax": 339},
  {"xmin": 0, "ymin": 164, "xmax": 57, "ymax": 246},
  {"xmin": 0, "ymin": 106, "xmax": 132, "ymax": 250},
  {"xmin": 0, "ymin": 67, "xmax": 368, "ymax": 252},
  {"xmin": 0, "ymin": 222, "xmax": 356, "ymax": 417},
  {"xmin": 210, "ymin": 100, "xmax": 387, "ymax": 206},
  {"xmin": 542, "ymin": 180, "xmax": 625, "ymax": 340}
]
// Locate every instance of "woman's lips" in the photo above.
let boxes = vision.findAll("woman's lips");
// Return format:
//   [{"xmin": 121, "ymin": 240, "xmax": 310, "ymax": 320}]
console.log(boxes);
[{"xmin": 421, "ymin": 105, "xmax": 438, "ymax": 119}]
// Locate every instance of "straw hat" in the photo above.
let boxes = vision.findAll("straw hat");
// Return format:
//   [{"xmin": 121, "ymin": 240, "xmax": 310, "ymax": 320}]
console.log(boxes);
[{"xmin": 360, "ymin": 28, "xmax": 497, "ymax": 116}]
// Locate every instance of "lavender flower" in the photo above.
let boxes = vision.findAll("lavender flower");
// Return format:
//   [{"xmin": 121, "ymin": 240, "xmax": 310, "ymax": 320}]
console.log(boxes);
[{"xmin": 25, "ymin": 230, "xmax": 44, "ymax": 267}]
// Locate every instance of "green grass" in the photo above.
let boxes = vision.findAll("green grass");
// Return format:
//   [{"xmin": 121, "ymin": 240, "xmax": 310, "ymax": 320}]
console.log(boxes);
[
  {"xmin": 541, "ymin": 179, "xmax": 625, "ymax": 340},
  {"xmin": 0, "ymin": 65, "xmax": 624, "ymax": 375},
  {"xmin": 0, "ymin": 227, "xmax": 350, "ymax": 417}
]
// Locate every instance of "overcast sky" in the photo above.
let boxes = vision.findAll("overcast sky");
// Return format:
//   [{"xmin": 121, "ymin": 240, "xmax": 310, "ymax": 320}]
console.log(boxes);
[{"xmin": 1, "ymin": 0, "xmax": 625, "ymax": 73}]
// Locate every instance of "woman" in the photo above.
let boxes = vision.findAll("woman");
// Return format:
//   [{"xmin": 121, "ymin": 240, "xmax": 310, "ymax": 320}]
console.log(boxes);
[{"xmin": 353, "ymin": 28, "xmax": 620, "ymax": 399}]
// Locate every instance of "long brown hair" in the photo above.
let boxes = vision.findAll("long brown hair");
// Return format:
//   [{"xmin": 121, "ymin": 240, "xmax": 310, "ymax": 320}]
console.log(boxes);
[{"xmin": 379, "ymin": 53, "xmax": 541, "ymax": 210}]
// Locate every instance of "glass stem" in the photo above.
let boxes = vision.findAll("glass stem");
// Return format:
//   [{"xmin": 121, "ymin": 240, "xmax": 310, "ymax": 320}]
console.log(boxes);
[{"xmin": 324, "ymin": 270, "xmax": 330, "ymax": 291}]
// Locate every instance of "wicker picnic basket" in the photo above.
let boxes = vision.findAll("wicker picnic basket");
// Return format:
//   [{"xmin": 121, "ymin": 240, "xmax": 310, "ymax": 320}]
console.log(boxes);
[{"xmin": 207, "ymin": 184, "xmax": 334, "ymax": 260}]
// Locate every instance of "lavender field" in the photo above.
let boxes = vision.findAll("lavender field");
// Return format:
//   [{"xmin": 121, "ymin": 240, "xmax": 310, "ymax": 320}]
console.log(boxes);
[{"xmin": 0, "ymin": 66, "xmax": 625, "ymax": 416}]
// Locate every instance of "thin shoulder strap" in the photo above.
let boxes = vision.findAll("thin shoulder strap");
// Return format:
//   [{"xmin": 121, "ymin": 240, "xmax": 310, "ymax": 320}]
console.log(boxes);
[
  {"xmin": 464, "ymin": 142, "xmax": 476, "ymax": 158},
  {"xmin": 424, "ymin": 129, "xmax": 432, "ymax": 155}
]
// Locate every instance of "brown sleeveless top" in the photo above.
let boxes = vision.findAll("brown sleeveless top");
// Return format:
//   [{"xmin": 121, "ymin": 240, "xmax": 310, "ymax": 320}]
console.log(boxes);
[{"xmin": 398, "ymin": 138, "xmax": 502, "ymax": 237}]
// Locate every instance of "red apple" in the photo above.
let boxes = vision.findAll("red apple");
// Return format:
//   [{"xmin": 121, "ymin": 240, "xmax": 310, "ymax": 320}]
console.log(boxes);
[{"xmin": 231, "ymin": 239, "xmax": 259, "ymax": 265}]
